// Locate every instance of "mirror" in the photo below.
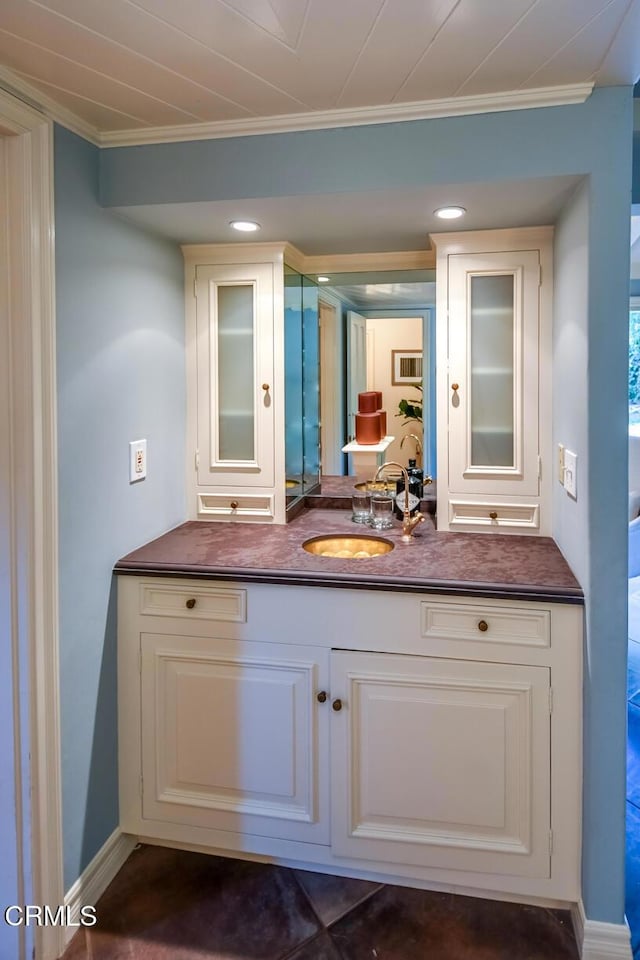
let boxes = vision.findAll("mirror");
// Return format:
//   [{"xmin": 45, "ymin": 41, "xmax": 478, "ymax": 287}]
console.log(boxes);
[
  {"xmin": 314, "ymin": 271, "xmax": 436, "ymax": 478},
  {"xmin": 284, "ymin": 265, "xmax": 320, "ymax": 508}
]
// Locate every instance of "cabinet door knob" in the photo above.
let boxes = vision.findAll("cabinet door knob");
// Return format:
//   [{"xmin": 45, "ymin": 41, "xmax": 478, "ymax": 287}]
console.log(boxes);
[
  {"xmin": 489, "ymin": 511, "xmax": 498, "ymax": 520},
  {"xmin": 332, "ymin": 698, "xmax": 343, "ymax": 712},
  {"xmin": 262, "ymin": 383, "xmax": 270, "ymax": 391},
  {"xmin": 230, "ymin": 501, "xmax": 239, "ymax": 509},
  {"xmin": 185, "ymin": 598, "xmax": 197, "ymax": 609},
  {"xmin": 317, "ymin": 691, "xmax": 327, "ymax": 703},
  {"xmin": 451, "ymin": 383, "xmax": 459, "ymax": 392},
  {"xmin": 478, "ymin": 619, "xmax": 489, "ymax": 632}
]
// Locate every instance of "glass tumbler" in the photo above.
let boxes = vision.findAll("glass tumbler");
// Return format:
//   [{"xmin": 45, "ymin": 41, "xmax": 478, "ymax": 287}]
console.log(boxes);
[
  {"xmin": 369, "ymin": 490, "xmax": 395, "ymax": 530},
  {"xmin": 351, "ymin": 488, "xmax": 372, "ymax": 523}
]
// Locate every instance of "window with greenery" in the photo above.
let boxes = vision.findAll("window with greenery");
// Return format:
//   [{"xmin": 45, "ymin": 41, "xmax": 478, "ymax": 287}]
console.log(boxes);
[{"xmin": 631, "ymin": 310, "xmax": 640, "ymax": 425}]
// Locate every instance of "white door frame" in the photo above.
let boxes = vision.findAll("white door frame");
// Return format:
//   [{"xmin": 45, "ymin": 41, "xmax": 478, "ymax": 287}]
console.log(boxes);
[
  {"xmin": 318, "ymin": 292, "xmax": 343, "ymax": 476},
  {"xmin": 0, "ymin": 87, "xmax": 64, "ymax": 960}
]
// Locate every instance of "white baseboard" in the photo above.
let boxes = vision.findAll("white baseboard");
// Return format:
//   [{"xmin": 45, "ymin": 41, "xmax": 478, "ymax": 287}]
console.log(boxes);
[
  {"xmin": 62, "ymin": 829, "xmax": 137, "ymax": 950},
  {"xmin": 572, "ymin": 901, "xmax": 633, "ymax": 959}
]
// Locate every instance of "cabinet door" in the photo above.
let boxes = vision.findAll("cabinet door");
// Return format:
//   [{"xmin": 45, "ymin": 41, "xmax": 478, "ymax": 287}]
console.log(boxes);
[
  {"xmin": 447, "ymin": 250, "xmax": 540, "ymax": 496},
  {"xmin": 331, "ymin": 650, "xmax": 550, "ymax": 878},
  {"xmin": 141, "ymin": 634, "xmax": 330, "ymax": 844},
  {"xmin": 195, "ymin": 262, "xmax": 274, "ymax": 487}
]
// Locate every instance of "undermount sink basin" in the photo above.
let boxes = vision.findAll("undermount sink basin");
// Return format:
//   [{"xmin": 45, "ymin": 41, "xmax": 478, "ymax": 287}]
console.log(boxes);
[
  {"xmin": 353, "ymin": 480, "xmax": 396, "ymax": 492},
  {"xmin": 302, "ymin": 534, "xmax": 394, "ymax": 559}
]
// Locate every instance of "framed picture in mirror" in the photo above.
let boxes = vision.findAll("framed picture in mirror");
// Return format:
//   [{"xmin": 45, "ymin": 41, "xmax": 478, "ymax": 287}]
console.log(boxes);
[{"xmin": 392, "ymin": 350, "xmax": 422, "ymax": 385}]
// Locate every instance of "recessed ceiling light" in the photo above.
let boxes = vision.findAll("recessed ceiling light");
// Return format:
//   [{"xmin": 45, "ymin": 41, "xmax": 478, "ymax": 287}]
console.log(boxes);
[
  {"xmin": 317, "ymin": 276, "xmax": 330, "ymax": 283},
  {"xmin": 434, "ymin": 206, "xmax": 466, "ymax": 220},
  {"xmin": 230, "ymin": 220, "xmax": 260, "ymax": 232}
]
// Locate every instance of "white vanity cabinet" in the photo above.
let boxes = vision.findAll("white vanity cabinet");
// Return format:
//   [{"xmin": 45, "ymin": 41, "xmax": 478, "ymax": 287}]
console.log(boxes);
[
  {"xmin": 184, "ymin": 243, "xmax": 307, "ymax": 524},
  {"xmin": 139, "ymin": 632, "xmax": 330, "ymax": 845},
  {"xmin": 432, "ymin": 227, "xmax": 553, "ymax": 535},
  {"xmin": 330, "ymin": 649, "xmax": 551, "ymax": 879},
  {"xmin": 118, "ymin": 577, "xmax": 581, "ymax": 904}
]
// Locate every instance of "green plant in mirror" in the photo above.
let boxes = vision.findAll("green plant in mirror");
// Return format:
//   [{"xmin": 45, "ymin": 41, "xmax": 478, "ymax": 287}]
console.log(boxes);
[{"xmin": 396, "ymin": 384, "xmax": 423, "ymax": 425}]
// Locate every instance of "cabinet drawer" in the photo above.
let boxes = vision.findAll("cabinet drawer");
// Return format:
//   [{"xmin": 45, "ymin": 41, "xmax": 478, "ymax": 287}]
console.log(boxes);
[
  {"xmin": 198, "ymin": 492, "xmax": 274, "ymax": 520},
  {"xmin": 139, "ymin": 582, "xmax": 247, "ymax": 623},
  {"xmin": 448, "ymin": 500, "xmax": 539, "ymax": 530},
  {"xmin": 421, "ymin": 600, "xmax": 550, "ymax": 648}
]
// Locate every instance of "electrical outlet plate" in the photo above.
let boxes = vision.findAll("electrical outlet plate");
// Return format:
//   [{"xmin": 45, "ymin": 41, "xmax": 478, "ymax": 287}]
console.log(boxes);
[
  {"xmin": 129, "ymin": 439, "xmax": 147, "ymax": 482},
  {"xmin": 563, "ymin": 448, "xmax": 577, "ymax": 499}
]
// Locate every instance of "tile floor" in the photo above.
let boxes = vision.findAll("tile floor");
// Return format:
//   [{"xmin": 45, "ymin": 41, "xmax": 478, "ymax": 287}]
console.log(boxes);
[{"xmin": 61, "ymin": 844, "xmax": 578, "ymax": 959}]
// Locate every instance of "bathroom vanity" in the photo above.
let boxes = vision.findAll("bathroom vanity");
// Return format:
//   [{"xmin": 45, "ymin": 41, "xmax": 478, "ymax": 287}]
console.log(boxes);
[
  {"xmin": 117, "ymin": 224, "xmax": 580, "ymax": 909},
  {"xmin": 115, "ymin": 505, "xmax": 582, "ymax": 906}
]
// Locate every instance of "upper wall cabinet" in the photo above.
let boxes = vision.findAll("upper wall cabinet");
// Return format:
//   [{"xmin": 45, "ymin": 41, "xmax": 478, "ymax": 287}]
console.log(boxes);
[
  {"xmin": 432, "ymin": 228, "xmax": 553, "ymax": 536},
  {"xmin": 184, "ymin": 243, "xmax": 319, "ymax": 524},
  {"xmin": 184, "ymin": 244, "xmax": 290, "ymax": 524}
]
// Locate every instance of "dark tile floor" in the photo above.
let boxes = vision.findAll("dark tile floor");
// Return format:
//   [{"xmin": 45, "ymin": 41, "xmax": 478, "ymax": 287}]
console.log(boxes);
[{"xmin": 61, "ymin": 844, "xmax": 578, "ymax": 959}]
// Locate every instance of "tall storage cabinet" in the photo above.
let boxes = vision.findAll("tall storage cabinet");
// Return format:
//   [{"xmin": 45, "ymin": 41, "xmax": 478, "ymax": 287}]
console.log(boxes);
[
  {"xmin": 432, "ymin": 228, "xmax": 553, "ymax": 535},
  {"xmin": 184, "ymin": 243, "xmax": 298, "ymax": 524}
]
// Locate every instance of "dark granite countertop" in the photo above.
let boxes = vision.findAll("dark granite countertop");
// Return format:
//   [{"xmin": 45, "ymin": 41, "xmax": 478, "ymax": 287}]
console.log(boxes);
[{"xmin": 115, "ymin": 505, "xmax": 583, "ymax": 605}]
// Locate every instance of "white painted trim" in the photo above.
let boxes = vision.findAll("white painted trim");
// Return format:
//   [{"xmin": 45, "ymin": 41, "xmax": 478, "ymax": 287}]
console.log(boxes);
[
  {"xmin": 571, "ymin": 900, "xmax": 633, "ymax": 960},
  {"xmin": 303, "ymin": 249, "xmax": 434, "ymax": 274},
  {"xmin": 0, "ymin": 87, "xmax": 63, "ymax": 960},
  {"xmin": 183, "ymin": 244, "xmax": 433, "ymax": 276},
  {"xmin": 318, "ymin": 291, "xmax": 343, "ymax": 476},
  {"xmin": 98, "ymin": 83, "xmax": 594, "ymax": 148},
  {"xmin": 0, "ymin": 67, "xmax": 101, "ymax": 145},
  {"xmin": 62, "ymin": 829, "xmax": 137, "ymax": 950},
  {"xmin": 0, "ymin": 65, "xmax": 593, "ymax": 148}
]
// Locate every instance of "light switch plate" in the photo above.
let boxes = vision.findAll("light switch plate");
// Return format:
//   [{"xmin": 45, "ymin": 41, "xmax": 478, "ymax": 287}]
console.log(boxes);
[
  {"xmin": 557, "ymin": 444, "xmax": 565, "ymax": 484},
  {"xmin": 563, "ymin": 448, "xmax": 577, "ymax": 499},
  {"xmin": 129, "ymin": 439, "xmax": 147, "ymax": 482}
]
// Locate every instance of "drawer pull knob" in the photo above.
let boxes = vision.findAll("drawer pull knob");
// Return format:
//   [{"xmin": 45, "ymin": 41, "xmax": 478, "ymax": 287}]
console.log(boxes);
[
  {"xmin": 230, "ymin": 501, "xmax": 239, "ymax": 510},
  {"xmin": 185, "ymin": 598, "xmax": 197, "ymax": 609},
  {"xmin": 489, "ymin": 511, "xmax": 498, "ymax": 520},
  {"xmin": 332, "ymin": 698, "xmax": 343, "ymax": 712},
  {"xmin": 317, "ymin": 691, "xmax": 327, "ymax": 703},
  {"xmin": 478, "ymin": 619, "xmax": 489, "ymax": 632}
]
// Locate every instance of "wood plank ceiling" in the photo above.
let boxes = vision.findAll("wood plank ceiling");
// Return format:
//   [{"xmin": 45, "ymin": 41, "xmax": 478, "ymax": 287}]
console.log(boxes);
[{"xmin": 0, "ymin": 0, "xmax": 638, "ymax": 144}]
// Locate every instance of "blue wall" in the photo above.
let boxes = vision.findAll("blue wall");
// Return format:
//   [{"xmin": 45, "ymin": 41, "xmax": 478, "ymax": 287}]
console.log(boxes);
[
  {"xmin": 553, "ymin": 181, "xmax": 590, "ymax": 586},
  {"xmin": 96, "ymin": 87, "xmax": 634, "ymax": 921},
  {"xmin": 54, "ymin": 126, "xmax": 186, "ymax": 888}
]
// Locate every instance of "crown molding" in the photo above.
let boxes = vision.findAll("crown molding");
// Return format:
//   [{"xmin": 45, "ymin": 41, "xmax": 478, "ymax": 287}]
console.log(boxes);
[
  {"xmin": 0, "ymin": 66, "xmax": 101, "ymax": 146},
  {"xmin": 180, "ymin": 243, "xmax": 432, "ymax": 274},
  {"xmin": 99, "ymin": 82, "xmax": 593, "ymax": 148},
  {"xmin": 430, "ymin": 224, "xmax": 554, "ymax": 257},
  {"xmin": 0, "ymin": 67, "xmax": 594, "ymax": 150},
  {"xmin": 302, "ymin": 249, "xmax": 434, "ymax": 274}
]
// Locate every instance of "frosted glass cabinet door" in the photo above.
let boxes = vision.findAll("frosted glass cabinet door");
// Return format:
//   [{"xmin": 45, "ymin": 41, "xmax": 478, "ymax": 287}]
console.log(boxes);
[
  {"xmin": 448, "ymin": 250, "xmax": 540, "ymax": 497},
  {"xmin": 469, "ymin": 274, "xmax": 514, "ymax": 468},
  {"xmin": 195, "ymin": 262, "xmax": 275, "ymax": 487}
]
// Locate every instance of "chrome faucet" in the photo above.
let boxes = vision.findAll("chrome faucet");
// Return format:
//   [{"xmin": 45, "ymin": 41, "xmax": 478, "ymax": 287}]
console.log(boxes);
[{"xmin": 372, "ymin": 460, "xmax": 425, "ymax": 543}]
